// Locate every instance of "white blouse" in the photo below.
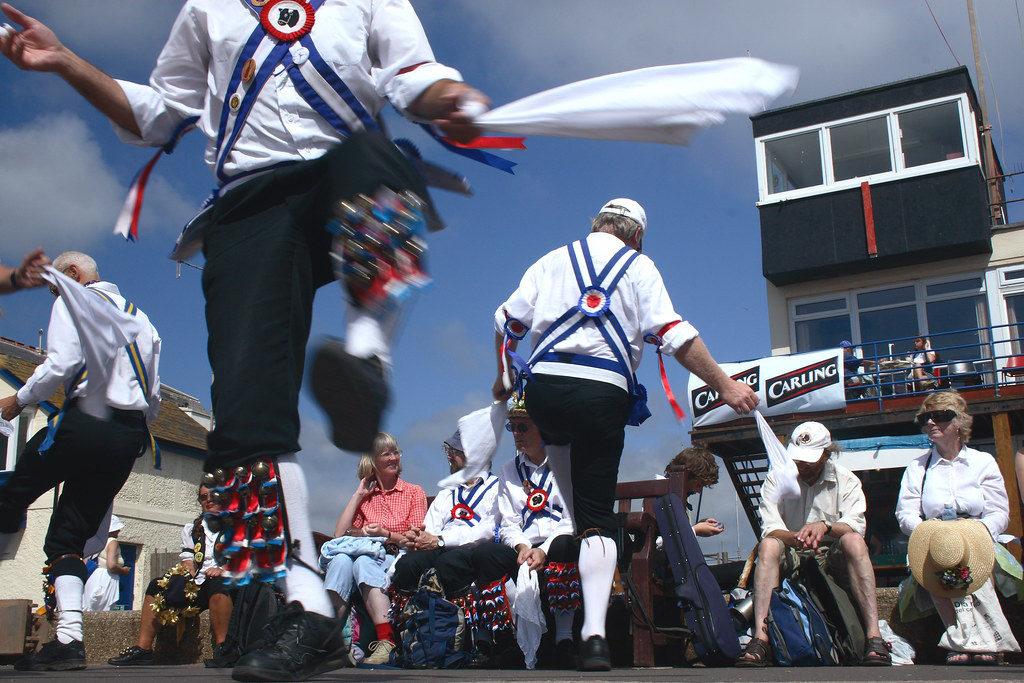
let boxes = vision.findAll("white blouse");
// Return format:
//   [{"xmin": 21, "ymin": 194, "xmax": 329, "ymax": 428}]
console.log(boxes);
[{"xmin": 895, "ymin": 445, "xmax": 1009, "ymax": 539}]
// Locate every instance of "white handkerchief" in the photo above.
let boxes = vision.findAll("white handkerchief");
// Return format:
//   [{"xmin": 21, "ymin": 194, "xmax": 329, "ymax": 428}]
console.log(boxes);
[
  {"xmin": 437, "ymin": 401, "xmax": 508, "ymax": 489},
  {"xmin": 755, "ymin": 410, "xmax": 799, "ymax": 503},
  {"xmin": 474, "ymin": 58, "xmax": 798, "ymax": 145},
  {"xmin": 513, "ymin": 561, "xmax": 546, "ymax": 669},
  {"xmin": 0, "ymin": 417, "xmax": 14, "ymax": 438}
]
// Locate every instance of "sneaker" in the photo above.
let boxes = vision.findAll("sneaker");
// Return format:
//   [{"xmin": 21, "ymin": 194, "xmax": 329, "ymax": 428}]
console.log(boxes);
[
  {"xmin": 361, "ymin": 639, "xmax": 396, "ymax": 666},
  {"xmin": 205, "ymin": 640, "xmax": 241, "ymax": 668},
  {"xmin": 14, "ymin": 638, "xmax": 86, "ymax": 671},
  {"xmin": 577, "ymin": 635, "xmax": 611, "ymax": 672},
  {"xmin": 310, "ymin": 339, "xmax": 389, "ymax": 453},
  {"xmin": 231, "ymin": 602, "xmax": 350, "ymax": 682},
  {"xmin": 108, "ymin": 644, "xmax": 155, "ymax": 666}
]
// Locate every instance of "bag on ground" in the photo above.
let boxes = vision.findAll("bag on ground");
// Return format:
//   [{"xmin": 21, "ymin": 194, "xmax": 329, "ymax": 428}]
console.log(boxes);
[
  {"xmin": 765, "ymin": 578, "xmax": 837, "ymax": 666},
  {"xmin": 398, "ymin": 568, "xmax": 469, "ymax": 669},
  {"xmin": 797, "ymin": 555, "xmax": 864, "ymax": 664}
]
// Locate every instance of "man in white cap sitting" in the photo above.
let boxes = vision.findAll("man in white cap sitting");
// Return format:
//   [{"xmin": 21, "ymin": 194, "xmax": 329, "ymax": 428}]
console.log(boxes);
[
  {"xmin": 492, "ymin": 197, "xmax": 758, "ymax": 670},
  {"xmin": 737, "ymin": 421, "xmax": 889, "ymax": 667}
]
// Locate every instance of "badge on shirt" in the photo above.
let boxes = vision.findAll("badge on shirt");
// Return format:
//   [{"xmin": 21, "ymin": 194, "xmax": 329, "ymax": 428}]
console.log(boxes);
[
  {"xmin": 193, "ymin": 541, "xmax": 204, "ymax": 565},
  {"xmin": 451, "ymin": 503, "xmax": 474, "ymax": 521},
  {"xmin": 260, "ymin": 0, "xmax": 316, "ymax": 42},
  {"xmin": 526, "ymin": 489, "xmax": 548, "ymax": 512},
  {"xmin": 578, "ymin": 285, "xmax": 611, "ymax": 317}
]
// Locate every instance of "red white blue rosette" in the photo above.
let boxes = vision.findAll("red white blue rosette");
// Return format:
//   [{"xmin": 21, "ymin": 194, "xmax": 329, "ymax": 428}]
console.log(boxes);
[
  {"xmin": 451, "ymin": 503, "xmax": 474, "ymax": 521},
  {"xmin": 526, "ymin": 488, "xmax": 548, "ymax": 512},
  {"xmin": 260, "ymin": 0, "xmax": 316, "ymax": 42},
  {"xmin": 578, "ymin": 285, "xmax": 611, "ymax": 317}
]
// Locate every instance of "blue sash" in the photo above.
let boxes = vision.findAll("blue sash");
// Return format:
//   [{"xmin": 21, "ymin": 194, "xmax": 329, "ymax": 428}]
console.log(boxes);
[{"xmin": 514, "ymin": 455, "xmax": 563, "ymax": 529}]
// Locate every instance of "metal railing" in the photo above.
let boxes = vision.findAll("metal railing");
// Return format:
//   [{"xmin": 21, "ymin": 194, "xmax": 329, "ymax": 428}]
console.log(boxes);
[{"xmin": 846, "ymin": 322, "xmax": 1024, "ymax": 409}]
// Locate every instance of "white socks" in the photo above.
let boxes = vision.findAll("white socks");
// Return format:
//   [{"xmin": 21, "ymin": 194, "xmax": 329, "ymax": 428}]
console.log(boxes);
[
  {"xmin": 579, "ymin": 535, "xmax": 617, "ymax": 639},
  {"xmin": 54, "ymin": 575, "xmax": 84, "ymax": 644},
  {"xmin": 276, "ymin": 454, "xmax": 334, "ymax": 618},
  {"xmin": 554, "ymin": 609, "xmax": 575, "ymax": 643},
  {"xmin": 344, "ymin": 305, "xmax": 397, "ymax": 370}
]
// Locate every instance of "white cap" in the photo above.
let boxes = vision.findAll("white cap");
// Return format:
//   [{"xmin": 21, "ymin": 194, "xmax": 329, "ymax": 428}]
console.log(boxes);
[
  {"xmin": 109, "ymin": 514, "xmax": 125, "ymax": 534},
  {"xmin": 599, "ymin": 198, "xmax": 647, "ymax": 232},
  {"xmin": 786, "ymin": 422, "xmax": 832, "ymax": 463},
  {"xmin": 444, "ymin": 429, "xmax": 463, "ymax": 452}
]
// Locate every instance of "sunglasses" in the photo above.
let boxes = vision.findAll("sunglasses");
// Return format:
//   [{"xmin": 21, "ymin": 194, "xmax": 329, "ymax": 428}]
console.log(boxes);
[
  {"xmin": 915, "ymin": 409, "xmax": 957, "ymax": 427},
  {"xmin": 505, "ymin": 422, "xmax": 530, "ymax": 434},
  {"xmin": 197, "ymin": 493, "xmax": 210, "ymax": 502}
]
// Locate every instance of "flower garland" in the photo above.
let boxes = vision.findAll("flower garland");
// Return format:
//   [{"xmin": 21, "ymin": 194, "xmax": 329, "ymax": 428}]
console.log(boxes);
[
  {"xmin": 936, "ymin": 564, "xmax": 972, "ymax": 590},
  {"xmin": 151, "ymin": 563, "xmax": 202, "ymax": 631}
]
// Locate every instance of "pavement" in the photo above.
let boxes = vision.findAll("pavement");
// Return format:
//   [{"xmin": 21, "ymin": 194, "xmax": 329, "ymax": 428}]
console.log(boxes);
[{"xmin": 2, "ymin": 664, "xmax": 1024, "ymax": 682}]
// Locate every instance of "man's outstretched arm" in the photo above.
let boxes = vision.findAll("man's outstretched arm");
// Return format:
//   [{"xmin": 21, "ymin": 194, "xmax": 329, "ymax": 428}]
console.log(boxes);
[
  {"xmin": 674, "ymin": 336, "xmax": 759, "ymax": 414},
  {"xmin": 1, "ymin": 3, "xmax": 140, "ymax": 135}
]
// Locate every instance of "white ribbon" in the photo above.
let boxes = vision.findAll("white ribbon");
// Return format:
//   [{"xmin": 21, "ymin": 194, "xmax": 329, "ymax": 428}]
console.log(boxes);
[
  {"xmin": 473, "ymin": 58, "xmax": 799, "ymax": 145},
  {"xmin": 754, "ymin": 410, "xmax": 799, "ymax": 503},
  {"xmin": 437, "ymin": 401, "xmax": 507, "ymax": 489}
]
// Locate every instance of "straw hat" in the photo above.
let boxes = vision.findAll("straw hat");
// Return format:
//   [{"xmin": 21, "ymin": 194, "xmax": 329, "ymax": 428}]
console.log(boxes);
[{"xmin": 908, "ymin": 519, "xmax": 994, "ymax": 597}]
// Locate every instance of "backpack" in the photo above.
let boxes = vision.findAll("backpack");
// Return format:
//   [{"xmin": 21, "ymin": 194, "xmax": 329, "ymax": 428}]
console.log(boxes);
[
  {"xmin": 398, "ymin": 568, "xmax": 469, "ymax": 669},
  {"xmin": 219, "ymin": 581, "xmax": 283, "ymax": 665},
  {"xmin": 797, "ymin": 555, "xmax": 865, "ymax": 665},
  {"xmin": 765, "ymin": 578, "xmax": 837, "ymax": 666}
]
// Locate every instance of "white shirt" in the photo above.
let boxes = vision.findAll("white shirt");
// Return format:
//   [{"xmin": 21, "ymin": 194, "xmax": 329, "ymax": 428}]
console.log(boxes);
[
  {"xmin": 113, "ymin": 0, "xmax": 462, "ymax": 183},
  {"xmin": 495, "ymin": 232, "xmax": 698, "ymax": 391},
  {"xmin": 758, "ymin": 460, "xmax": 866, "ymax": 539},
  {"xmin": 497, "ymin": 453, "xmax": 574, "ymax": 554},
  {"xmin": 18, "ymin": 282, "xmax": 162, "ymax": 423},
  {"xmin": 423, "ymin": 474, "xmax": 500, "ymax": 548},
  {"xmin": 180, "ymin": 518, "xmax": 219, "ymax": 586},
  {"xmin": 895, "ymin": 445, "xmax": 1009, "ymax": 540}
]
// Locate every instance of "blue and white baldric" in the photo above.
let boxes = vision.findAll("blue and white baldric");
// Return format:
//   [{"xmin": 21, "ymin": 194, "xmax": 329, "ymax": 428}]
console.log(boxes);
[
  {"xmin": 515, "ymin": 454, "xmax": 563, "ymax": 530},
  {"xmin": 449, "ymin": 476, "xmax": 497, "ymax": 526}
]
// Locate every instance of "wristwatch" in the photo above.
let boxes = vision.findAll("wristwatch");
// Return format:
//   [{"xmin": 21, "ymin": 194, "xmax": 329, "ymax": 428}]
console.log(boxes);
[
  {"xmin": 821, "ymin": 521, "xmax": 833, "ymax": 536},
  {"xmin": 436, "ymin": 535, "xmax": 445, "ymax": 548}
]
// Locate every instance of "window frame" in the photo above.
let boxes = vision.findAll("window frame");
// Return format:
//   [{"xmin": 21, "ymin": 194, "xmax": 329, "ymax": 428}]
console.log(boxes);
[{"xmin": 756, "ymin": 94, "xmax": 979, "ymax": 205}]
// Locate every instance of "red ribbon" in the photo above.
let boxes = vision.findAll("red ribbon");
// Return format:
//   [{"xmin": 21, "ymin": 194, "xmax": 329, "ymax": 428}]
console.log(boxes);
[
  {"xmin": 658, "ymin": 351, "xmax": 686, "ymax": 421},
  {"xmin": 442, "ymin": 136, "xmax": 527, "ymax": 150}
]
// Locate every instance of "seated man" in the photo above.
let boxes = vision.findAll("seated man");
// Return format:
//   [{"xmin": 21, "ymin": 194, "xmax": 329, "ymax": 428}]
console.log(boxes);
[
  {"xmin": 108, "ymin": 485, "xmax": 236, "ymax": 667},
  {"xmin": 665, "ymin": 445, "xmax": 725, "ymax": 538},
  {"xmin": 841, "ymin": 341, "xmax": 876, "ymax": 396},
  {"xmin": 497, "ymin": 399, "xmax": 579, "ymax": 667},
  {"xmin": 736, "ymin": 422, "xmax": 890, "ymax": 667},
  {"xmin": 391, "ymin": 430, "xmax": 509, "ymax": 640}
]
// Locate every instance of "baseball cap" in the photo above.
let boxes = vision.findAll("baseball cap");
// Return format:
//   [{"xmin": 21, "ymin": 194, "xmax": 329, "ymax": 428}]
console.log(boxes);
[
  {"xmin": 839, "ymin": 340, "xmax": 853, "ymax": 349},
  {"xmin": 599, "ymin": 198, "xmax": 647, "ymax": 232},
  {"xmin": 786, "ymin": 421, "xmax": 832, "ymax": 463}
]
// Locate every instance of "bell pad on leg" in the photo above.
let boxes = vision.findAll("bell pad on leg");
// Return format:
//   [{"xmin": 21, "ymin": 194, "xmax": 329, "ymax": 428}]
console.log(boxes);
[
  {"xmin": 476, "ymin": 576, "xmax": 513, "ymax": 632},
  {"xmin": 203, "ymin": 461, "xmax": 286, "ymax": 586},
  {"xmin": 542, "ymin": 562, "xmax": 582, "ymax": 611}
]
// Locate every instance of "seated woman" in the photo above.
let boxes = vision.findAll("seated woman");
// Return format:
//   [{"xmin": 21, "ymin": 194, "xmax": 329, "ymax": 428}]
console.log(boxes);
[
  {"xmin": 83, "ymin": 515, "xmax": 130, "ymax": 612},
  {"xmin": 895, "ymin": 390, "xmax": 1023, "ymax": 664},
  {"xmin": 322, "ymin": 433, "xmax": 426, "ymax": 666},
  {"xmin": 909, "ymin": 336, "xmax": 941, "ymax": 391}
]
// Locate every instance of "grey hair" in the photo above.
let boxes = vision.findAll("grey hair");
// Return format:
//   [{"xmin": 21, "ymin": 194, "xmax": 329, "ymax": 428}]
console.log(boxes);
[
  {"xmin": 591, "ymin": 213, "xmax": 643, "ymax": 243},
  {"xmin": 53, "ymin": 251, "xmax": 99, "ymax": 279}
]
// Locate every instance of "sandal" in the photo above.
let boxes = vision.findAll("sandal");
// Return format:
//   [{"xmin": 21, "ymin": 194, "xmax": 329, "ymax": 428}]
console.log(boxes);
[
  {"xmin": 945, "ymin": 650, "xmax": 971, "ymax": 665},
  {"xmin": 735, "ymin": 637, "xmax": 772, "ymax": 667},
  {"xmin": 971, "ymin": 652, "xmax": 999, "ymax": 665},
  {"xmin": 862, "ymin": 636, "xmax": 892, "ymax": 666}
]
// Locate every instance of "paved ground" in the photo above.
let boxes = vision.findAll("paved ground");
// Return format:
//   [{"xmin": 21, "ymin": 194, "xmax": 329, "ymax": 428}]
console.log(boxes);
[{"xmin": 2, "ymin": 664, "xmax": 1024, "ymax": 682}]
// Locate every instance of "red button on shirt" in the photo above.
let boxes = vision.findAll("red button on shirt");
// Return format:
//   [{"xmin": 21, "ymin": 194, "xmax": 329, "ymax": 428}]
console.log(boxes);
[{"xmin": 351, "ymin": 478, "xmax": 427, "ymax": 533}]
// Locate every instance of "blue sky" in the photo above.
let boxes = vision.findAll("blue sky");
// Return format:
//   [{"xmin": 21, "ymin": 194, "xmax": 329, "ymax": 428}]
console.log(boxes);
[{"xmin": 2, "ymin": 1, "xmax": 1022, "ymax": 551}]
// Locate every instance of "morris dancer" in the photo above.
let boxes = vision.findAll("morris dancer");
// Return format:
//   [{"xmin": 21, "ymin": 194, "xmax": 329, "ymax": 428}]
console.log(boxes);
[
  {"xmin": 496, "ymin": 396, "xmax": 580, "ymax": 668},
  {"xmin": 0, "ymin": 251, "xmax": 160, "ymax": 672},
  {"xmin": 1, "ymin": 4, "xmax": 487, "ymax": 679},
  {"xmin": 492, "ymin": 198, "xmax": 758, "ymax": 670}
]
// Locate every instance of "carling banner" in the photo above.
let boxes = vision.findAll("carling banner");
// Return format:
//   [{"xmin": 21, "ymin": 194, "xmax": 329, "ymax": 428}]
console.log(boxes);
[{"xmin": 688, "ymin": 348, "xmax": 844, "ymax": 427}]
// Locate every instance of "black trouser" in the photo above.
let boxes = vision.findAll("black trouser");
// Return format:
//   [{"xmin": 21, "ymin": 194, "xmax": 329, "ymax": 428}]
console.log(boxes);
[
  {"xmin": 145, "ymin": 575, "xmax": 233, "ymax": 611},
  {"xmin": 525, "ymin": 374, "xmax": 631, "ymax": 538},
  {"xmin": 544, "ymin": 534, "xmax": 580, "ymax": 564},
  {"xmin": 391, "ymin": 543, "xmax": 519, "ymax": 596},
  {"xmin": 0, "ymin": 401, "xmax": 146, "ymax": 576},
  {"xmin": 201, "ymin": 132, "xmax": 432, "ymax": 472}
]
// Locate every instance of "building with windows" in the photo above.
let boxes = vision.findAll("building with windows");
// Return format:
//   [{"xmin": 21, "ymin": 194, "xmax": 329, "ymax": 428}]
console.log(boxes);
[
  {"xmin": 0, "ymin": 337, "xmax": 211, "ymax": 609},
  {"xmin": 692, "ymin": 67, "xmax": 1024, "ymax": 577}
]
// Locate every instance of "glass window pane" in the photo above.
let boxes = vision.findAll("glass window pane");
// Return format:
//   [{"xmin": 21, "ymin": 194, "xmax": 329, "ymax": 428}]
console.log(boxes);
[
  {"xmin": 795, "ymin": 315, "xmax": 851, "ymax": 353},
  {"xmin": 830, "ymin": 116, "xmax": 892, "ymax": 181},
  {"xmin": 898, "ymin": 101, "xmax": 965, "ymax": 168},
  {"xmin": 764, "ymin": 131, "xmax": 823, "ymax": 194},
  {"xmin": 859, "ymin": 305, "xmax": 918, "ymax": 359},
  {"xmin": 1004, "ymin": 268, "xmax": 1024, "ymax": 283},
  {"xmin": 857, "ymin": 286, "xmax": 915, "ymax": 309},
  {"xmin": 1006, "ymin": 294, "xmax": 1024, "ymax": 354},
  {"xmin": 925, "ymin": 295, "xmax": 989, "ymax": 363},
  {"xmin": 795, "ymin": 298, "xmax": 846, "ymax": 316},
  {"xmin": 926, "ymin": 278, "xmax": 983, "ymax": 297}
]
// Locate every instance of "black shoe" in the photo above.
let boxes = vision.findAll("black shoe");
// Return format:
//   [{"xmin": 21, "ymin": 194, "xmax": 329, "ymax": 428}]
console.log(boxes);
[
  {"xmin": 231, "ymin": 602, "xmax": 350, "ymax": 682},
  {"xmin": 310, "ymin": 339, "xmax": 389, "ymax": 453},
  {"xmin": 14, "ymin": 638, "xmax": 86, "ymax": 671},
  {"xmin": 577, "ymin": 635, "xmax": 611, "ymax": 672},
  {"xmin": 205, "ymin": 640, "xmax": 240, "ymax": 668},
  {"xmin": 108, "ymin": 644, "xmax": 155, "ymax": 666},
  {"xmin": 546, "ymin": 638, "xmax": 577, "ymax": 670}
]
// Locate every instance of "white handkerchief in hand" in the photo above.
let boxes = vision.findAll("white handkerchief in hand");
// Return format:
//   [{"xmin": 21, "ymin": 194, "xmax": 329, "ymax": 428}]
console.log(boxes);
[
  {"xmin": 755, "ymin": 411, "xmax": 799, "ymax": 503},
  {"xmin": 513, "ymin": 561, "xmax": 546, "ymax": 669},
  {"xmin": 43, "ymin": 266, "xmax": 145, "ymax": 420},
  {"xmin": 437, "ymin": 401, "xmax": 508, "ymax": 489},
  {"xmin": 474, "ymin": 57, "xmax": 798, "ymax": 145},
  {"xmin": 0, "ymin": 417, "xmax": 14, "ymax": 438}
]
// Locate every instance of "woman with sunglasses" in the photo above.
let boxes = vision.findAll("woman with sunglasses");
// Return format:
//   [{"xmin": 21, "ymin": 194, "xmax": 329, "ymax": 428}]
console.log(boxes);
[
  {"xmin": 895, "ymin": 390, "xmax": 1022, "ymax": 664},
  {"xmin": 322, "ymin": 433, "xmax": 426, "ymax": 666}
]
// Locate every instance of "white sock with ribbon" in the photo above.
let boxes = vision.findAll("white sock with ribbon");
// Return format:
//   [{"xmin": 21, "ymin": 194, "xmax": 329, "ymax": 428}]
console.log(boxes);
[
  {"xmin": 578, "ymin": 535, "xmax": 616, "ymax": 639},
  {"xmin": 276, "ymin": 454, "xmax": 334, "ymax": 618},
  {"xmin": 54, "ymin": 575, "xmax": 84, "ymax": 644}
]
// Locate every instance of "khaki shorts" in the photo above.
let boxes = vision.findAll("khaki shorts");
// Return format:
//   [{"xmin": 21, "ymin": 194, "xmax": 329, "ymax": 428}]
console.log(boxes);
[{"xmin": 764, "ymin": 536, "xmax": 851, "ymax": 589}]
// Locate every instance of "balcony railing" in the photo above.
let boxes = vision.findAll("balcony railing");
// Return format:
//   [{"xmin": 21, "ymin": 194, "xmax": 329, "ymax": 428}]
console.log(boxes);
[{"xmin": 845, "ymin": 322, "xmax": 1024, "ymax": 409}]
